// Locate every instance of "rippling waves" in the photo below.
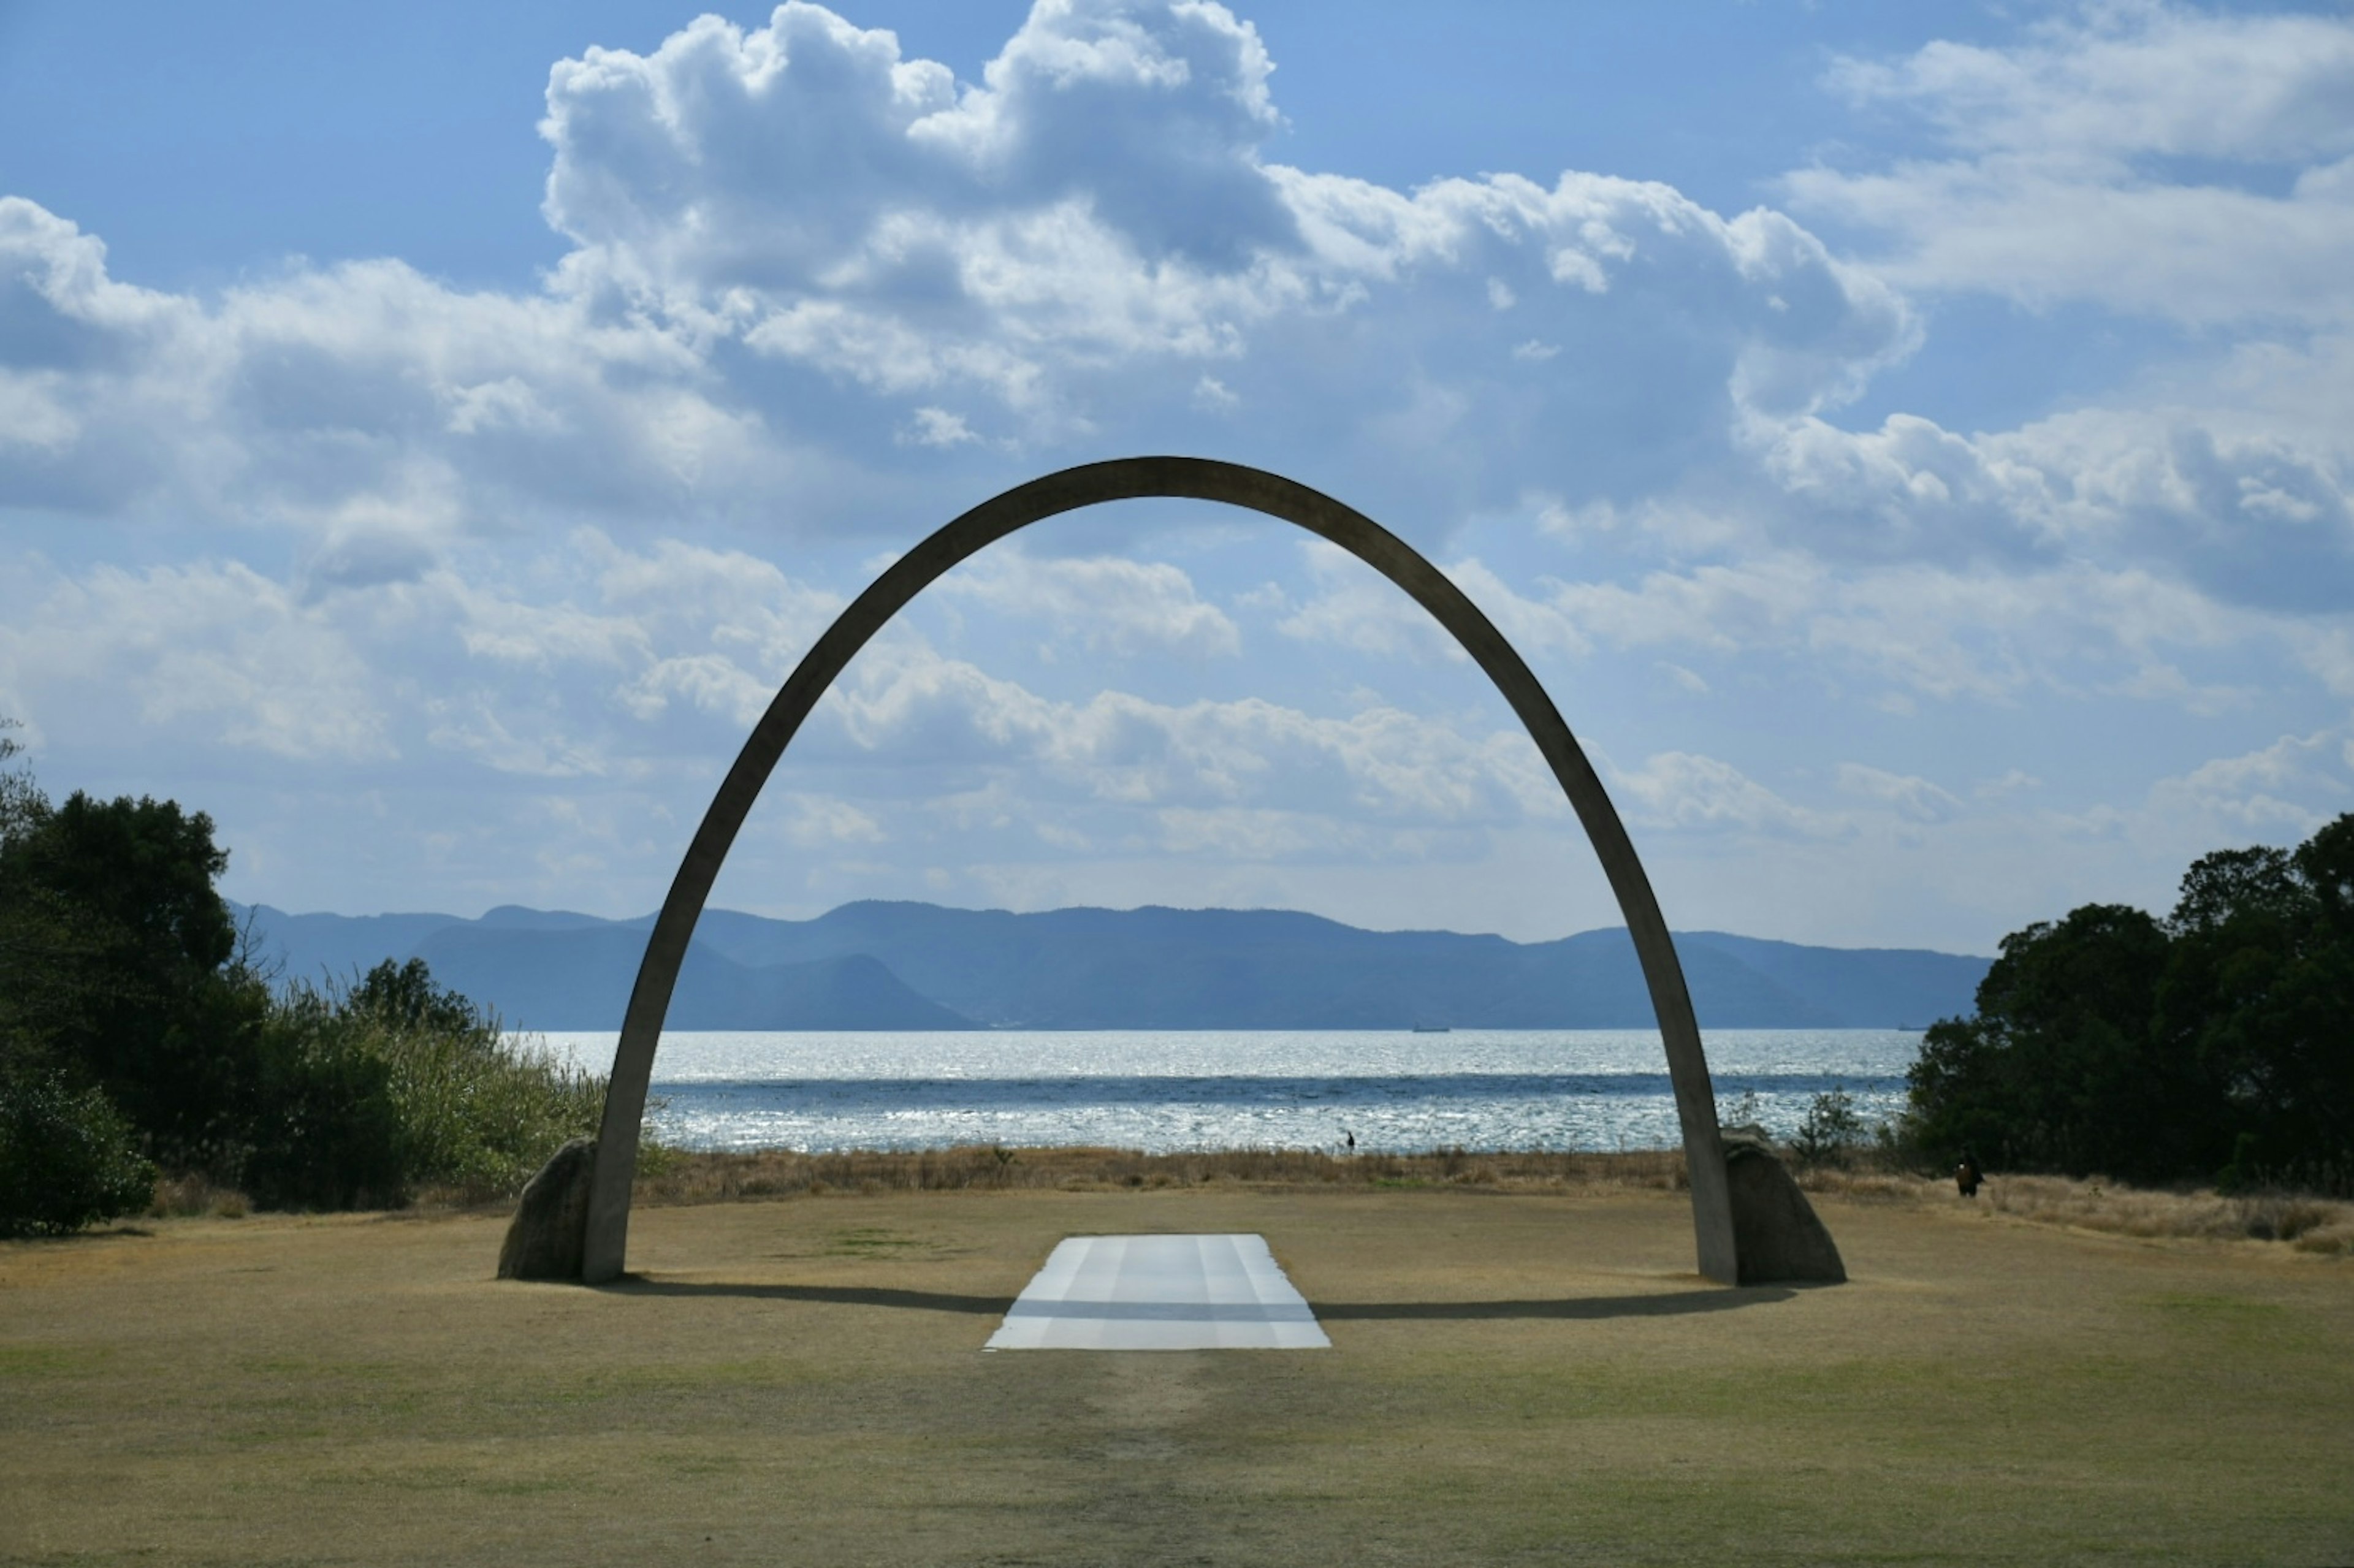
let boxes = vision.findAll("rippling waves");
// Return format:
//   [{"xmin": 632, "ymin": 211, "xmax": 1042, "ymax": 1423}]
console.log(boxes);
[{"xmin": 538, "ymin": 1028, "xmax": 1922, "ymax": 1155}]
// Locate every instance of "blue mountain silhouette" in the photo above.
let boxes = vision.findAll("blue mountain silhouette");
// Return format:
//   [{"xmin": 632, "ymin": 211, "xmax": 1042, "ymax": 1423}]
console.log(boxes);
[{"xmin": 232, "ymin": 899, "xmax": 1987, "ymax": 1033}]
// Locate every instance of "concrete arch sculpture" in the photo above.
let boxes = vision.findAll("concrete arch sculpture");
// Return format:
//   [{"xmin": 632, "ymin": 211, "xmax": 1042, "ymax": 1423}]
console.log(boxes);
[{"xmin": 578, "ymin": 457, "xmax": 1744, "ymax": 1284}]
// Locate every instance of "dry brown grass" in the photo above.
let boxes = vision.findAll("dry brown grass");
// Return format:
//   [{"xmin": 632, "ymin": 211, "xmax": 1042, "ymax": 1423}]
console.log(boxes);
[
  {"xmin": 6, "ymin": 1181, "xmax": 2351, "ymax": 1567},
  {"xmin": 145, "ymin": 1173, "xmax": 249, "ymax": 1220},
  {"xmin": 630, "ymin": 1143, "xmax": 1693, "ymax": 1204},
  {"xmin": 1796, "ymin": 1164, "xmax": 2354, "ymax": 1254},
  {"xmin": 164, "ymin": 1143, "xmax": 2354, "ymax": 1260},
  {"xmin": 639, "ymin": 1144, "xmax": 2354, "ymax": 1256},
  {"xmin": 1983, "ymin": 1173, "xmax": 2354, "ymax": 1251}
]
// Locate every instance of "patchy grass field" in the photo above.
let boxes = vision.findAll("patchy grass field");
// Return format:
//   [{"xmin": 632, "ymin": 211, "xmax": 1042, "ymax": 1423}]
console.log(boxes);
[{"xmin": 4, "ymin": 1174, "xmax": 2351, "ymax": 1566}]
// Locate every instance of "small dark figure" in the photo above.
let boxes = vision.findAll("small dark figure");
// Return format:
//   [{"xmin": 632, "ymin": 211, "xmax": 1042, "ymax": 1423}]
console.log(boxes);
[
  {"xmin": 1344, "ymin": 1130, "xmax": 1356, "ymax": 1155},
  {"xmin": 1956, "ymin": 1147, "xmax": 1983, "ymax": 1198}
]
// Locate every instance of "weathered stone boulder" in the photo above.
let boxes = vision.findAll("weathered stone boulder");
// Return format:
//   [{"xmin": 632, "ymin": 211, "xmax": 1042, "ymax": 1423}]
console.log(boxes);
[
  {"xmin": 498, "ymin": 1136, "xmax": 596, "ymax": 1281},
  {"xmin": 1721, "ymin": 1128, "xmax": 1846, "ymax": 1285}
]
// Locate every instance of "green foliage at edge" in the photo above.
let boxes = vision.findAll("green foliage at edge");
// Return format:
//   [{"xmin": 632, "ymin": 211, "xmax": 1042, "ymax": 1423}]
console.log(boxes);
[
  {"xmin": 1905, "ymin": 813, "xmax": 2354, "ymax": 1192},
  {"xmin": 257, "ymin": 958, "xmax": 606, "ymax": 1208},
  {"xmin": 0, "ymin": 723, "xmax": 605, "ymax": 1231},
  {"xmin": 0, "ymin": 1064, "xmax": 158, "ymax": 1237}
]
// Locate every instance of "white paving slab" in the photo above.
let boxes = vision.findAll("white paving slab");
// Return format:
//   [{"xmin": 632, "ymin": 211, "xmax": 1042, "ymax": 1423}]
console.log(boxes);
[{"xmin": 985, "ymin": 1234, "xmax": 1330, "ymax": 1351}]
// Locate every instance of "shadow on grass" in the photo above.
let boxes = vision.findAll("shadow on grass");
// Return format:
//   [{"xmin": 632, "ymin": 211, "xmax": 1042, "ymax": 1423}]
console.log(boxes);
[
  {"xmin": 603, "ymin": 1279, "xmax": 1017, "ymax": 1315},
  {"xmin": 5, "ymin": 1224, "xmax": 157, "ymax": 1246},
  {"xmin": 1311, "ymin": 1286, "xmax": 1797, "ymax": 1321},
  {"xmin": 596, "ymin": 1278, "xmax": 1797, "ymax": 1321}
]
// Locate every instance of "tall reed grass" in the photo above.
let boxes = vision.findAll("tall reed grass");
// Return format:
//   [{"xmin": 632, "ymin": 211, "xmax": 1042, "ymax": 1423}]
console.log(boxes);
[
  {"xmin": 368, "ymin": 1021, "xmax": 605, "ymax": 1203},
  {"xmin": 622, "ymin": 1143, "xmax": 2354, "ymax": 1256},
  {"xmin": 224, "ymin": 960, "xmax": 606, "ymax": 1211},
  {"xmin": 630, "ymin": 1144, "xmax": 1691, "ymax": 1205},
  {"xmin": 1796, "ymin": 1165, "xmax": 2354, "ymax": 1254}
]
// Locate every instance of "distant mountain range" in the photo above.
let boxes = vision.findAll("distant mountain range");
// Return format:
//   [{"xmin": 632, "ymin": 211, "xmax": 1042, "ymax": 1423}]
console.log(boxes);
[{"xmin": 229, "ymin": 899, "xmax": 1989, "ymax": 1032}]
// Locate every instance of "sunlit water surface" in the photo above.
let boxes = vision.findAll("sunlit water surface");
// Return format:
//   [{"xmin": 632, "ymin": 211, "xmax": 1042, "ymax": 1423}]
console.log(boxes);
[{"xmin": 538, "ymin": 1029, "xmax": 1920, "ymax": 1154}]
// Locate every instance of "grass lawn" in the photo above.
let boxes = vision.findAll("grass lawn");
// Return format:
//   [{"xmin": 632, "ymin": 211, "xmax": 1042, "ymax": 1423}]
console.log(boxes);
[{"xmin": 3, "ymin": 1181, "xmax": 2350, "ymax": 1566}]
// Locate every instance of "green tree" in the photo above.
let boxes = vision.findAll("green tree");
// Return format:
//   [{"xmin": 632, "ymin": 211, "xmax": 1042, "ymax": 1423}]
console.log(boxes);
[
  {"xmin": 2158, "ymin": 825, "xmax": 2354, "ymax": 1189},
  {"xmin": 0, "ymin": 790, "xmax": 260, "ymax": 1172},
  {"xmin": 1907, "ymin": 902, "xmax": 2214, "ymax": 1182},
  {"xmin": 0, "ymin": 725, "xmax": 158, "ymax": 1235},
  {"xmin": 0, "ymin": 735, "xmax": 380, "ymax": 1207},
  {"xmin": 0, "ymin": 726, "xmax": 603, "ymax": 1222},
  {"xmin": 1790, "ymin": 1083, "xmax": 1864, "ymax": 1170},
  {"xmin": 0, "ymin": 719, "xmax": 70, "ymax": 1049},
  {"xmin": 346, "ymin": 956, "xmax": 492, "ymax": 1038},
  {"xmin": 1909, "ymin": 815, "xmax": 2354, "ymax": 1192}
]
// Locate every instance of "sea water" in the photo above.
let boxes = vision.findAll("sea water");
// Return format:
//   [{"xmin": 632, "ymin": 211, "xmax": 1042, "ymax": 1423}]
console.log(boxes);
[{"xmin": 537, "ymin": 1029, "xmax": 1921, "ymax": 1155}]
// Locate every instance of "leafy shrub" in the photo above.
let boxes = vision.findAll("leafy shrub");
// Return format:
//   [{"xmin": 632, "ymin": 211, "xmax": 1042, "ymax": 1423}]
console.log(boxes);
[
  {"xmin": 0, "ymin": 1065, "xmax": 156, "ymax": 1238},
  {"xmin": 269, "ymin": 959, "xmax": 604, "ymax": 1205},
  {"xmin": 240, "ymin": 1008, "xmax": 407, "ymax": 1211},
  {"xmin": 0, "ymin": 733, "xmax": 587, "ymax": 1223},
  {"xmin": 1791, "ymin": 1084, "xmax": 1865, "ymax": 1170}
]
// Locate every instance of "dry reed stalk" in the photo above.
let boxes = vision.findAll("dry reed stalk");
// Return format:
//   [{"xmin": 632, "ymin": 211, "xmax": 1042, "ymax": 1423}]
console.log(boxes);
[
  {"xmin": 147, "ymin": 1174, "xmax": 249, "ymax": 1219},
  {"xmin": 395, "ymin": 1142, "xmax": 2354, "ymax": 1255},
  {"xmin": 1781, "ymin": 1161, "xmax": 2354, "ymax": 1252},
  {"xmin": 631, "ymin": 1148, "xmax": 2340, "ymax": 1251},
  {"xmin": 623, "ymin": 1144, "xmax": 1691, "ymax": 1205}
]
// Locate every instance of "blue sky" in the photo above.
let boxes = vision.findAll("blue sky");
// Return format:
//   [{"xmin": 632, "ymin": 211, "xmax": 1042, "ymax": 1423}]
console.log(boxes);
[{"xmin": 2, "ymin": 0, "xmax": 2350, "ymax": 953}]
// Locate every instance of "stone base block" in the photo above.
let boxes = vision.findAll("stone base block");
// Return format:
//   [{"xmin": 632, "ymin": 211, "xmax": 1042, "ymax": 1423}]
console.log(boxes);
[
  {"xmin": 497, "ymin": 1136, "xmax": 596, "ymax": 1282},
  {"xmin": 1722, "ymin": 1129, "xmax": 1846, "ymax": 1285}
]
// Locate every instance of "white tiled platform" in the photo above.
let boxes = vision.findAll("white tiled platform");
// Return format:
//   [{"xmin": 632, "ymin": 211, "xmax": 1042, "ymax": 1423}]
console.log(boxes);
[{"xmin": 985, "ymin": 1234, "xmax": 1331, "ymax": 1351}]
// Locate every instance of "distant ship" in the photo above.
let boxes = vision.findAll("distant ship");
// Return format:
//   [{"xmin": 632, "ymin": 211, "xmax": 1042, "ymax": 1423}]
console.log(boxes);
[{"xmin": 1411, "ymin": 1024, "xmax": 1450, "ymax": 1033}]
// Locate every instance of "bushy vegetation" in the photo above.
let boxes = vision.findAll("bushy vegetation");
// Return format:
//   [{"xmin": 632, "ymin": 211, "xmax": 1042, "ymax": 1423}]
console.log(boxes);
[
  {"xmin": 0, "ymin": 1064, "xmax": 157, "ymax": 1238},
  {"xmin": 629, "ymin": 1143, "xmax": 1697, "ymax": 1205},
  {"xmin": 1906, "ymin": 813, "xmax": 2354, "ymax": 1193},
  {"xmin": 260, "ymin": 959, "xmax": 606, "ymax": 1206},
  {"xmin": 1788, "ymin": 1083, "xmax": 1867, "ymax": 1170},
  {"xmin": 0, "ymin": 722, "xmax": 604, "ymax": 1233}
]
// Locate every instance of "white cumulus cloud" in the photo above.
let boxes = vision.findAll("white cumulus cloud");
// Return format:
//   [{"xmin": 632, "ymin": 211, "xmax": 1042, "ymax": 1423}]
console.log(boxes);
[
  {"xmin": 1787, "ymin": 2, "xmax": 2354, "ymax": 324},
  {"xmin": 933, "ymin": 549, "xmax": 1241, "ymax": 658}
]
